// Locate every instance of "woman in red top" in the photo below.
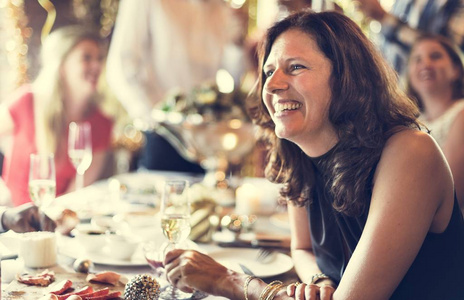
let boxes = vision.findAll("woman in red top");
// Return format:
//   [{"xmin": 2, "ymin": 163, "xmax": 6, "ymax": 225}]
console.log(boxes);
[{"xmin": 0, "ymin": 26, "xmax": 113, "ymax": 206}]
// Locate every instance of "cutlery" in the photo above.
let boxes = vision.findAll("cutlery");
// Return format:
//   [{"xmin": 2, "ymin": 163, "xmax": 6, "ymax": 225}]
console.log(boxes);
[
  {"xmin": 256, "ymin": 248, "xmax": 275, "ymax": 263},
  {"xmin": 218, "ymin": 238, "xmax": 290, "ymax": 249},
  {"xmin": 239, "ymin": 263, "xmax": 255, "ymax": 276}
]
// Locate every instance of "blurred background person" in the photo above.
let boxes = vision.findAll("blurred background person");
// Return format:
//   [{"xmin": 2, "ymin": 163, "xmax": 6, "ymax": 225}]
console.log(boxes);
[
  {"xmin": 406, "ymin": 34, "xmax": 464, "ymax": 212},
  {"xmin": 0, "ymin": 25, "xmax": 113, "ymax": 207},
  {"xmin": 106, "ymin": 0, "xmax": 249, "ymax": 174},
  {"xmin": 357, "ymin": 0, "xmax": 464, "ymax": 77}
]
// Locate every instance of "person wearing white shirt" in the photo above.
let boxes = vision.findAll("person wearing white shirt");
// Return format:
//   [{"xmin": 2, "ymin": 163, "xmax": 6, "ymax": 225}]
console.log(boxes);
[{"xmin": 106, "ymin": 0, "xmax": 248, "ymax": 172}]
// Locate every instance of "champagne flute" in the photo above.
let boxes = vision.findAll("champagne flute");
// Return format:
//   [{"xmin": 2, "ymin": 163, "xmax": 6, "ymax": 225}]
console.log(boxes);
[
  {"xmin": 29, "ymin": 153, "xmax": 56, "ymax": 216},
  {"xmin": 159, "ymin": 180, "xmax": 192, "ymax": 300},
  {"xmin": 68, "ymin": 122, "xmax": 92, "ymax": 190}
]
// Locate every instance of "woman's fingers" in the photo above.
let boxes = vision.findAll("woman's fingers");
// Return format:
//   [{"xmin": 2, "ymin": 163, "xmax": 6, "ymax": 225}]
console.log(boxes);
[
  {"xmin": 319, "ymin": 284, "xmax": 335, "ymax": 300},
  {"xmin": 305, "ymin": 284, "xmax": 319, "ymax": 300}
]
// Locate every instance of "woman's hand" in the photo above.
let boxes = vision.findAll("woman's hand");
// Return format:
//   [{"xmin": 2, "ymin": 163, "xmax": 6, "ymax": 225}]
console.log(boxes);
[
  {"xmin": 164, "ymin": 249, "xmax": 230, "ymax": 295},
  {"xmin": 287, "ymin": 281, "xmax": 335, "ymax": 300},
  {"xmin": 2, "ymin": 203, "xmax": 56, "ymax": 233}
]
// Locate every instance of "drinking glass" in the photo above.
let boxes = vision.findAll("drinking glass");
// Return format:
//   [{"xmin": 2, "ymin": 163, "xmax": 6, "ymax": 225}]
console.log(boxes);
[
  {"xmin": 159, "ymin": 180, "xmax": 192, "ymax": 300},
  {"xmin": 143, "ymin": 240, "xmax": 170, "ymax": 278},
  {"xmin": 29, "ymin": 153, "xmax": 56, "ymax": 212},
  {"xmin": 68, "ymin": 122, "xmax": 92, "ymax": 190}
]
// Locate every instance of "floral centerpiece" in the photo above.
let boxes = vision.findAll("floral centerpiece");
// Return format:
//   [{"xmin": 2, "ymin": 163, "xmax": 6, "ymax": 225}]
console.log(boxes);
[{"xmin": 158, "ymin": 79, "xmax": 250, "ymax": 123}]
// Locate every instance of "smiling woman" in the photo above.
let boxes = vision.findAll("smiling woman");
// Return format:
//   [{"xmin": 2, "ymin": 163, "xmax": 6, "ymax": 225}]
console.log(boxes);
[
  {"xmin": 406, "ymin": 34, "xmax": 464, "ymax": 213},
  {"xmin": 0, "ymin": 25, "xmax": 113, "ymax": 207},
  {"xmin": 159, "ymin": 10, "xmax": 464, "ymax": 300},
  {"xmin": 261, "ymin": 28, "xmax": 336, "ymax": 156}
]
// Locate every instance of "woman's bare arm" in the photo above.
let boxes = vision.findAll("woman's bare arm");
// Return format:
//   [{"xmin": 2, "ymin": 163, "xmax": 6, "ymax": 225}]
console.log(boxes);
[{"xmin": 334, "ymin": 130, "xmax": 453, "ymax": 300}]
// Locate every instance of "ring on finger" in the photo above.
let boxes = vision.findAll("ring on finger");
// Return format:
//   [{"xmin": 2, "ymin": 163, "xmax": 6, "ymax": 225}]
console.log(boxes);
[{"xmin": 294, "ymin": 281, "xmax": 301, "ymax": 287}]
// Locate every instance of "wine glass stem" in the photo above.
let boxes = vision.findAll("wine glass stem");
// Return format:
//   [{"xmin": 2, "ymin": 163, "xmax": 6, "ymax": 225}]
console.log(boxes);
[{"xmin": 76, "ymin": 171, "xmax": 84, "ymax": 190}]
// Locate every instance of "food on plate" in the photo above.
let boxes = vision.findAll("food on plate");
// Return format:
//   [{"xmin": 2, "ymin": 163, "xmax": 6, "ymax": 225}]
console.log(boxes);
[
  {"xmin": 75, "ymin": 287, "xmax": 121, "ymax": 299},
  {"xmin": 17, "ymin": 269, "xmax": 55, "ymax": 286},
  {"xmin": 55, "ymin": 286, "xmax": 94, "ymax": 300},
  {"xmin": 49, "ymin": 279, "xmax": 73, "ymax": 295},
  {"xmin": 39, "ymin": 295, "xmax": 58, "ymax": 300},
  {"xmin": 86, "ymin": 271, "xmax": 121, "ymax": 286},
  {"xmin": 55, "ymin": 209, "xmax": 80, "ymax": 235}
]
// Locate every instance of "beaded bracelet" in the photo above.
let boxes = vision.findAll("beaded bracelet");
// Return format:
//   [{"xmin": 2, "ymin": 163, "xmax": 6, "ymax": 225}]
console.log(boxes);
[
  {"xmin": 259, "ymin": 280, "xmax": 283, "ymax": 300},
  {"xmin": 244, "ymin": 275, "xmax": 257, "ymax": 300}
]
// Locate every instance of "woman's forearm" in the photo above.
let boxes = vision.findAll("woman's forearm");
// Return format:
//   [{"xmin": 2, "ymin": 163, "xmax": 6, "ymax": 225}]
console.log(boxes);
[{"xmin": 291, "ymin": 248, "xmax": 323, "ymax": 283}]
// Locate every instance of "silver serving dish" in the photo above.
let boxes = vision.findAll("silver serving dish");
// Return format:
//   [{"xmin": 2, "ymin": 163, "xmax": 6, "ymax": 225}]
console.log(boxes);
[{"xmin": 150, "ymin": 109, "xmax": 255, "ymax": 187}]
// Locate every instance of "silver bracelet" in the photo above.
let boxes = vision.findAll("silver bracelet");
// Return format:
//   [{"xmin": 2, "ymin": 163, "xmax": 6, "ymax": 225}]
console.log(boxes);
[{"xmin": 311, "ymin": 273, "xmax": 330, "ymax": 285}]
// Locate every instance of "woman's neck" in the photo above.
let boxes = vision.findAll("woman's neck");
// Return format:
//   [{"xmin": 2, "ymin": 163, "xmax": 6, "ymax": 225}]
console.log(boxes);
[
  {"xmin": 63, "ymin": 94, "xmax": 92, "ymax": 122},
  {"xmin": 420, "ymin": 90, "xmax": 455, "ymax": 121}
]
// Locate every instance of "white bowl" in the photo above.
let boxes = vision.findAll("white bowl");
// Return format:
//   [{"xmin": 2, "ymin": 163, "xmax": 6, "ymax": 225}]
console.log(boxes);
[
  {"xmin": 72, "ymin": 224, "xmax": 106, "ymax": 253},
  {"xmin": 105, "ymin": 233, "xmax": 140, "ymax": 260}
]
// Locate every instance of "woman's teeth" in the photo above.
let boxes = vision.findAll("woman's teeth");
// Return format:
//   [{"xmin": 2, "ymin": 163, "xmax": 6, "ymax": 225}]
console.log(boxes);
[{"xmin": 274, "ymin": 102, "xmax": 302, "ymax": 114}]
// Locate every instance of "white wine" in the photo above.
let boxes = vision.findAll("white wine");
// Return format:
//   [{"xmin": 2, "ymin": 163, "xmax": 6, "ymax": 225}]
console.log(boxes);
[
  {"xmin": 68, "ymin": 149, "xmax": 92, "ymax": 173},
  {"xmin": 29, "ymin": 179, "xmax": 56, "ymax": 208},
  {"xmin": 161, "ymin": 215, "xmax": 191, "ymax": 244}
]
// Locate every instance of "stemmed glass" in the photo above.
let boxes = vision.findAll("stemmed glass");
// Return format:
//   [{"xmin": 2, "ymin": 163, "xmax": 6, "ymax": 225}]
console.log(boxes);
[
  {"xmin": 68, "ymin": 122, "xmax": 92, "ymax": 190},
  {"xmin": 29, "ymin": 153, "xmax": 56, "ymax": 217},
  {"xmin": 159, "ymin": 180, "xmax": 192, "ymax": 300}
]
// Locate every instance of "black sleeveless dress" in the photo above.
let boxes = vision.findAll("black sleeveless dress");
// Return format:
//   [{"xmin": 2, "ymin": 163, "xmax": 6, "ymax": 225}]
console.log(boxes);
[{"xmin": 307, "ymin": 147, "xmax": 464, "ymax": 299}]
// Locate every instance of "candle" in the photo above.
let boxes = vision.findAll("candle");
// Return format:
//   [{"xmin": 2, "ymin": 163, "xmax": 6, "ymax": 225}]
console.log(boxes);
[
  {"xmin": 19, "ymin": 232, "xmax": 57, "ymax": 268},
  {"xmin": 235, "ymin": 183, "xmax": 261, "ymax": 215}
]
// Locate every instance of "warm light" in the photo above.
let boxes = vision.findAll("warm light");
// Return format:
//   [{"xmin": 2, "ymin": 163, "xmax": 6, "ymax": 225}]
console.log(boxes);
[
  {"xmin": 222, "ymin": 133, "xmax": 238, "ymax": 150},
  {"xmin": 216, "ymin": 69, "xmax": 234, "ymax": 93},
  {"xmin": 229, "ymin": 119, "xmax": 243, "ymax": 129},
  {"xmin": 230, "ymin": 0, "xmax": 246, "ymax": 9},
  {"xmin": 370, "ymin": 20, "xmax": 382, "ymax": 34}
]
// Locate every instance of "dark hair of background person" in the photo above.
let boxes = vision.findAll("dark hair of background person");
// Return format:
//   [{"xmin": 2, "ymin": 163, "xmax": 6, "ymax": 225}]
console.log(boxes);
[
  {"xmin": 406, "ymin": 33, "xmax": 464, "ymax": 112},
  {"xmin": 248, "ymin": 10, "xmax": 421, "ymax": 216}
]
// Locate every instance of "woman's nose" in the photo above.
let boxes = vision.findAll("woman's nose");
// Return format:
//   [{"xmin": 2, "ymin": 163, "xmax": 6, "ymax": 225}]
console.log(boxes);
[{"xmin": 264, "ymin": 69, "xmax": 289, "ymax": 94}]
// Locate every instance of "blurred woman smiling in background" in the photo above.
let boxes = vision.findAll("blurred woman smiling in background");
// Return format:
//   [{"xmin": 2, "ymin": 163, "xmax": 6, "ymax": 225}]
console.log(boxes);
[
  {"xmin": 406, "ymin": 34, "xmax": 464, "ymax": 213},
  {"xmin": 0, "ymin": 26, "xmax": 113, "ymax": 206}
]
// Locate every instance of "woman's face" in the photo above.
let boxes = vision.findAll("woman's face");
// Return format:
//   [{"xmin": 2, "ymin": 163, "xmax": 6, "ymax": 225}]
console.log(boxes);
[
  {"xmin": 61, "ymin": 39, "xmax": 103, "ymax": 99},
  {"xmin": 408, "ymin": 39, "xmax": 459, "ymax": 97},
  {"xmin": 262, "ymin": 29, "xmax": 337, "ymax": 155}
]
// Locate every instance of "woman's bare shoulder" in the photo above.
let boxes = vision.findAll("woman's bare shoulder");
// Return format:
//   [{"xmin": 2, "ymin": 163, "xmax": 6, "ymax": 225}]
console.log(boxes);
[{"xmin": 384, "ymin": 129, "xmax": 440, "ymax": 158}]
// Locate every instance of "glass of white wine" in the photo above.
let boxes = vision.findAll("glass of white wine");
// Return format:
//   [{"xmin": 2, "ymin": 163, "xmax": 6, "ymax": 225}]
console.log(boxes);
[
  {"xmin": 159, "ymin": 179, "xmax": 192, "ymax": 300},
  {"xmin": 68, "ymin": 122, "xmax": 92, "ymax": 191},
  {"xmin": 29, "ymin": 153, "xmax": 56, "ymax": 215}
]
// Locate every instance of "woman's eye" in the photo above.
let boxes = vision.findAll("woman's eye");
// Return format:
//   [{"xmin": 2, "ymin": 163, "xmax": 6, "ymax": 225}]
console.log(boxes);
[
  {"xmin": 290, "ymin": 64, "xmax": 304, "ymax": 71},
  {"xmin": 265, "ymin": 70, "xmax": 274, "ymax": 77},
  {"xmin": 430, "ymin": 52, "xmax": 443, "ymax": 60}
]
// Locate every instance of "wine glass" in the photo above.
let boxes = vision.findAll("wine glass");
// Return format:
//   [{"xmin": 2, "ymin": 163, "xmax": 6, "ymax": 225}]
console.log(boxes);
[
  {"xmin": 159, "ymin": 180, "xmax": 192, "ymax": 300},
  {"xmin": 68, "ymin": 122, "xmax": 92, "ymax": 190},
  {"xmin": 143, "ymin": 240, "xmax": 170, "ymax": 279},
  {"xmin": 29, "ymin": 153, "xmax": 56, "ymax": 215}
]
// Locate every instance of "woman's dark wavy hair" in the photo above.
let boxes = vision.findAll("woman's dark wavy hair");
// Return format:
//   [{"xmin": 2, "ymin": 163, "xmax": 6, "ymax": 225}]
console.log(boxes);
[
  {"xmin": 248, "ymin": 10, "xmax": 421, "ymax": 216},
  {"xmin": 406, "ymin": 34, "xmax": 464, "ymax": 111}
]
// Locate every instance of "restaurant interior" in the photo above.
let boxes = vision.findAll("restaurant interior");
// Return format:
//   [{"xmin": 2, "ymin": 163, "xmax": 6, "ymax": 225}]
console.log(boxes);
[{"xmin": 4, "ymin": 0, "xmax": 460, "ymax": 299}]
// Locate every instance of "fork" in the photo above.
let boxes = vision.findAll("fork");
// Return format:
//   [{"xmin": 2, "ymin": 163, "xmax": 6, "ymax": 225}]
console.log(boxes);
[{"xmin": 256, "ymin": 248, "xmax": 275, "ymax": 263}]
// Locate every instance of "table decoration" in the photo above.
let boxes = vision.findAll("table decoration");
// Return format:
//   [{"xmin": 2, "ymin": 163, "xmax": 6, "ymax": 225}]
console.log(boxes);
[
  {"xmin": 149, "ymin": 76, "xmax": 256, "ymax": 206},
  {"xmin": 124, "ymin": 274, "xmax": 160, "ymax": 300}
]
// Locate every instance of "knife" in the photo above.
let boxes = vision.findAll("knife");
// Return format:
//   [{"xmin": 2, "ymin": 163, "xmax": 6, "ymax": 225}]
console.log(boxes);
[
  {"xmin": 218, "ymin": 238, "xmax": 290, "ymax": 249},
  {"xmin": 238, "ymin": 263, "xmax": 255, "ymax": 276}
]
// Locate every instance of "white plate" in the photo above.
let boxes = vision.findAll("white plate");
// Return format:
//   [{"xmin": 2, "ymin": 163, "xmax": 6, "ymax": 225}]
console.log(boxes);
[
  {"xmin": 269, "ymin": 212, "xmax": 290, "ymax": 231},
  {"xmin": 208, "ymin": 248, "xmax": 293, "ymax": 278},
  {"xmin": 59, "ymin": 236, "xmax": 147, "ymax": 267}
]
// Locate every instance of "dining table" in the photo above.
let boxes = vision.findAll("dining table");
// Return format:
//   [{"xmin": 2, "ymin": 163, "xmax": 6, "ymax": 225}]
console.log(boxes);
[{"xmin": 1, "ymin": 170, "xmax": 298, "ymax": 300}]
